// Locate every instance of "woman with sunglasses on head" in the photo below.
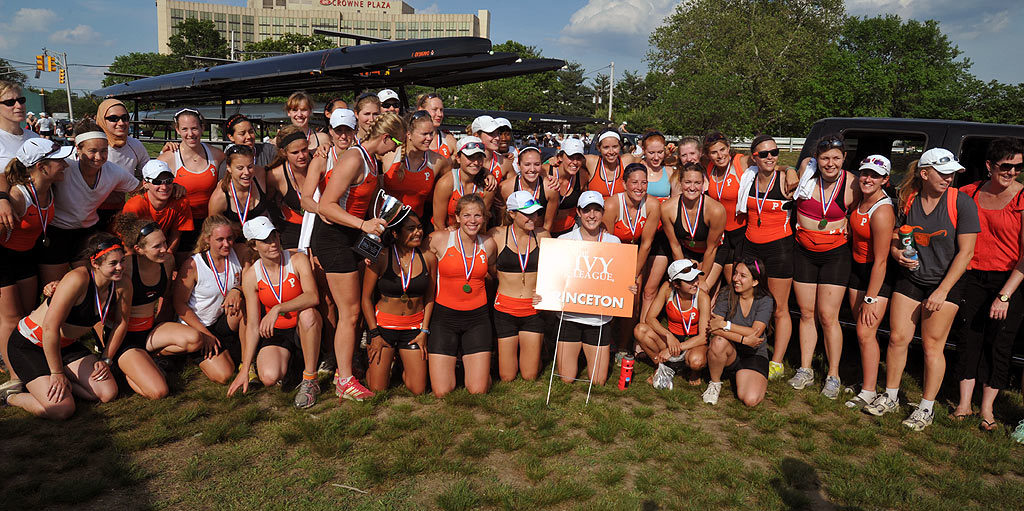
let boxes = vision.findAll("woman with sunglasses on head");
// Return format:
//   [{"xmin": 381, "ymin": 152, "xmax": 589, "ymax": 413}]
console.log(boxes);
[
  {"xmin": 842, "ymin": 155, "xmax": 896, "ymax": 410},
  {"xmin": 157, "ymin": 109, "xmax": 225, "ymax": 257},
  {"xmin": 586, "ymin": 128, "xmax": 637, "ymax": 199},
  {"xmin": 788, "ymin": 134, "xmax": 857, "ymax": 398},
  {"xmin": 703, "ymin": 132, "xmax": 751, "ymax": 288},
  {"xmin": 426, "ymin": 194, "xmax": 497, "ymax": 396},
  {"xmin": 208, "ymin": 145, "xmax": 269, "ymax": 241},
  {"xmin": 635, "ymin": 259, "xmax": 710, "ymax": 386},
  {"xmin": 223, "ymin": 114, "xmax": 277, "ymax": 169},
  {"xmin": 546, "ymin": 137, "xmax": 588, "ymax": 237},
  {"xmin": 0, "ymin": 139, "xmax": 69, "ymax": 394},
  {"xmin": 172, "ymin": 215, "xmax": 247, "ymax": 386},
  {"xmin": 432, "ymin": 137, "xmax": 495, "ymax": 232},
  {"xmin": 948, "ymin": 139, "xmax": 1024, "ymax": 430},
  {"xmin": 500, "ymin": 147, "xmax": 558, "ymax": 232},
  {"xmin": 314, "ymin": 112, "xmax": 405, "ymax": 402},
  {"xmin": 285, "ymin": 91, "xmax": 331, "ymax": 151},
  {"xmin": 122, "ymin": 160, "xmax": 194, "ymax": 254},
  {"xmin": 232, "ymin": 217, "xmax": 322, "ymax": 408},
  {"xmin": 735, "ymin": 135, "xmax": 799, "ymax": 382},
  {"xmin": 361, "ymin": 211, "xmax": 433, "ymax": 395},
  {"xmin": 265, "ymin": 126, "xmax": 311, "ymax": 251},
  {"xmin": 415, "ymin": 92, "xmax": 457, "ymax": 159},
  {"xmin": 353, "ymin": 93, "xmax": 382, "ymax": 142},
  {"xmin": 702, "ymin": 257, "xmax": 773, "ymax": 407},
  {"xmin": 863, "ymin": 149, "xmax": 979, "ymax": 431},
  {"xmin": 662, "ymin": 163, "xmax": 727, "ymax": 283},
  {"xmin": 490, "ymin": 191, "xmax": 551, "ymax": 382},
  {"xmin": 2, "ymin": 233, "xmax": 126, "ymax": 418},
  {"xmin": 381, "ymin": 110, "xmax": 449, "ymax": 219}
]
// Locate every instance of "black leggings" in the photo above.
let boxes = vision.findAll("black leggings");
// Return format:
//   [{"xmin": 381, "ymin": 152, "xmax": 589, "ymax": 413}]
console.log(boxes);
[{"xmin": 953, "ymin": 270, "xmax": 1022, "ymax": 390}]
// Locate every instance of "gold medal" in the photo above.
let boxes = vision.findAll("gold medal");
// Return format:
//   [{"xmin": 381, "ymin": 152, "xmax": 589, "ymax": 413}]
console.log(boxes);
[
  {"xmin": 400, "ymin": 293, "xmax": 409, "ymax": 302},
  {"xmin": 818, "ymin": 219, "xmax": 828, "ymax": 229}
]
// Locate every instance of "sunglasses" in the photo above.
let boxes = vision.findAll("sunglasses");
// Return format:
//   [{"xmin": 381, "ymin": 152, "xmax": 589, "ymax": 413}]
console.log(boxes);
[
  {"xmin": 860, "ymin": 156, "xmax": 888, "ymax": 168},
  {"xmin": 921, "ymin": 155, "xmax": 958, "ymax": 166},
  {"xmin": 225, "ymin": 144, "xmax": 254, "ymax": 156},
  {"xmin": 105, "ymin": 114, "xmax": 131, "ymax": 124},
  {"xmin": 514, "ymin": 198, "xmax": 541, "ymax": 212},
  {"xmin": 640, "ymin": 131, "xmax": 664, "ymax": 141},
  {"xmin": 139, "ymin": 222, "xmax": 161, "ymax": 238},
  {"xmin": 390, "ymin": 137, "xmax": 404, "ymax": 146},
  {"xmin": 997, "ymin": 162, "xmax": 1024, "ymax": 173},
  {"xmin": 755, "ymin": 148, "xmax": 780, "ymax": 158},
  {"xmin": 460, "ymin": 142, "xmax": 485, "ymax": 153},
  {"xmin": 818, "ymin": 138, "xmax": 844, "ymax": 151},
  {"xmin": 422, "ymin": 92, "xmax": 440, "ymax": 100},
  {"xmin": 356, "ymin": 92, "xmax": 377, "ymax": 102},
  {"xmin": 0, "ymin": 96, "xmax": 26, "ymax": 107},
  {"xmin": 147, "ymin": 176, "xmax": 175, "ymax": 186},
  {"xmin": 382, "ymin": 100, "xmax": 401, "ymax": 108}
]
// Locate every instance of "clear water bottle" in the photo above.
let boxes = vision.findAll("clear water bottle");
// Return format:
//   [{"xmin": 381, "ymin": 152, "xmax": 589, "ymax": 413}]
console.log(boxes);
[{"xmin": 898, "ymin": 225, "xmax": 918, "ymax": 268}]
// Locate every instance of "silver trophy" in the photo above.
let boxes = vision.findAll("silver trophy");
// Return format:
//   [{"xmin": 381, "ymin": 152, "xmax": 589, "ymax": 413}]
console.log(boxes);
[{"xmin": 354, "ymin": 190, "xmax": 411, "ymax": 261}]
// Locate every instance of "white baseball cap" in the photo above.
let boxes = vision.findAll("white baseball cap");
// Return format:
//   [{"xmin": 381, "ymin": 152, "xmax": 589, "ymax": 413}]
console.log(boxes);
[
  {"xmin": 859, "ymin": 154, "xmax": 891, "ymax": 176},
  {"xmin": 457, "ymin": 136, "xmax": 486, "ymax": 156},
  {"xmin": 667, "ymin": 259, "xmax": 703, "ymax": 282},
  {"xmin": 494, "ymin": 117, "xmax": 512, "ymax": 131},
  {"xmin": 560, "ymin": 137, "xmax": 585, "ymax": 156},
  {"xmin": 506, "ymin": 190, "xmax": 543, "ymax": 215},
  {"xmin": 16, "ymin": 138, "xmax": 73, "ymax": 167},
  {"xmin": 377, "ymin": 89, "xmax": 399, "ymax": 103},
  {"xmin": 919, "ymin": 148, "xmax": 965, "ymax": 174},
  {"xmin": 330, "ymin": 108, "xmax": 357, "ymax": 129},
  {"xmin": 242, "ymin": 216, "xmax": 277, "ymax": 241},
  {"xmin": 471, "ymin": 115, "xmax": 500, "ymax": 134},
  {"xmin": 577, "ymin": 190, "xmax": 605, "ymax": 209},
  {"xmin": 142, "ymin": 160, "xmax": 175, "ymax": 181},
  {"xmin": 26, "ymin": 111, "xmax": 34, "ymax": 116}
]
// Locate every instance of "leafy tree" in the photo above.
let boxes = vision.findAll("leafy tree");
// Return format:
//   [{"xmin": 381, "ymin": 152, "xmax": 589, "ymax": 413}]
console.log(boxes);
[
  {"xmin": 168, "ymin": 18, "xmax": 229, "ymax": 63},
  {"xmin": 0, "ymin": 58, "xmax": 27, "ymax": 86},
  {"xmin": 242, "ymin": 33, "xmax": 335, "ymax": 59},
  {"xmin": 40, "ymin": 89, "xmax": 101, "ymax": 119},
  {"xmin": 102, "ymin": 52, "xmax": 187, "ymax": 87},
  {"xmin": 590, "ymin": 73, "xmax": 610, "ymax": 118}
]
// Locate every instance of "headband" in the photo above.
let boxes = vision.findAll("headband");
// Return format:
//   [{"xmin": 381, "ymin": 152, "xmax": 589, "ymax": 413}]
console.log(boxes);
[
  {"xmin": 280, "ymin": 130, "xmax": 307, "ymax": 148},
  {"xmin": 754, "ymin": 260, "xmax": 761, "ymax": 274},
  {"xmin": 597, "ymin": 131, "xmax": 621, "ymax": 143},
  {"xmin": 76, "ymin": 131, "xmax": 109, "ymax": 144},
  {"xmin": 91, "ymin": 244, "xmax": 123, "ymax": 261}
]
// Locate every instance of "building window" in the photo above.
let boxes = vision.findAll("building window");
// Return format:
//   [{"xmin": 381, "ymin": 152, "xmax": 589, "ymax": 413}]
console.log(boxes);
[
  {"xmin": 200, "ymin": 11, "xmax": 212, "ymax": 21},
  {"xmin": 435, "ymin": 22, "xmax": 442, "ymax": 31},
  {"xmin": 243, "ymin": 15, "xmax": 254, "ymax": 25},
  {"xmin": 395, "ymin": 30, "xmax": 405, "ymax": 40},
  {"xmin": 229, "ymin": 14, "xmax": 239, "ymax": 23},
  {"xmin": 170, "ymin": 8, "xmax": 183, "ymax": 20},
  {"xmin": 264, "ymin": 0, "xmax": 273, "ymax": 8},
  {"xmin": 276, "ymin": 0, "xmax": 286, "ymax": 6},
  {"xmin": 186, "ymin": 10, "xmax": 197, "ymax": 19}
]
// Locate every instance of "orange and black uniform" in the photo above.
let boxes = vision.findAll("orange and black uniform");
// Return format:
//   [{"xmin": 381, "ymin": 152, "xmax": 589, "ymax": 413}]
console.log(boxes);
[
  {"xmin": 121, "ymin": 193, "xmax": 194, "ymax": 240},
  {"xmin": 428, "ymin": 231, "xmax": 492, "ymax": 356},
  {"xmin": 0, "ymin": 184, "xmax": 53, "ymax": 287},
  {"xmin": 173, "ymin": 145, "xmax": 218, "ymax": 251},
  {"xmin": 311, "ymin": 143, "xmax": 379, "ymax": 274},
  {"xmin": 671, "ymin": 195, "xmax": 724, "ymax": 266},
  {"xmin": 611, "ymin": 192, "xmax": 647, "ymax": 244},
  {"xmin": 588, "ymin": 158, "xmax": 626, "ymax": 198},
  {"xmin": 375, "ymin": 248, "xmax": 430, "ymax": 350},
  {"xmin": 494, "ymin": 228, "xmax": 544, "ymax": 338},
  {"xmin": 793, "ymin": 173, "xmax": 850, "ymax": 286},
  {"xmin": 847, "ymin": 196, "xmax": 895, "ymax": 297},
  {"xmin": 741, "ymin": 172, "xmax": 794, "ymax": 279},
  {"xmin": 254, "ymin": 252, "xmax": 305, "ymax": 351},
  {"xmin": 274, "ymin": 163, "xmax": 306, "ymax": 250},
  {"xmin": 665, "ymin": 290, "xmax": 700, "ymax": 337},
  {"xmin": 382, "ymin": 152, "xmax": 437, "ymax": 218},
  {"xmin": 706, "ymin": 154, "xmax": 747, "ymax": 264},
  {"xmin": 117, "ymin": 255, "xmax": 169, "ymax": 359},
  {"xmin": 551, "ymin": 173, "xmax": 583, "ymax": 237}
]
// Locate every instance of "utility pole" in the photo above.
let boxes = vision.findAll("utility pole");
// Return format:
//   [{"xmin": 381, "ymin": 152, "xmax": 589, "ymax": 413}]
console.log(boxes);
[
  {"xmin": 41, "ymin": 48, "xmax": 73, "ymax": 122},
  {"xmin": 608, "ymin": 61, "xmax": 614, "ymax": 121}
]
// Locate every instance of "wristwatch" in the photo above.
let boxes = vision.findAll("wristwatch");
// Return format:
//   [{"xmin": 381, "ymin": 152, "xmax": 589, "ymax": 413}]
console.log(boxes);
[
  {"xmin": 863, "ymin": 296, "xmax": 878, "ymax": 305},
  {"xmin": 999, "ymin": 294, "xmax": 1011, "ymax": 303},
  {"xmin": 723, "ymin": 321, "xmax": 732, "ymax": 332}
]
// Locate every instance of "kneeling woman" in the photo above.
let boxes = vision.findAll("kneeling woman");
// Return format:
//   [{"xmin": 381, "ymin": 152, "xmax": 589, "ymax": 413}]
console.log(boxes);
[
  {"xmin": 3, "ymin": 234, "xmax": 126, "ymax": 418},
  {"xmin": 361, "ymin": 211, "xmax": 435, "ymax": 395},
  {"xmin": 233, "ymin": 217, "xmax": 322, "ymax": 408},
  {"xmin": 426, "ymin": 194, "xmax": 497, "ymax": 397},
  {"xmin": 492, "ymin": 190, "xmax": 550, "ymax": 381},
  {"xmin": 634, "ymin": 259, "xmax": 709, "ymax": 382},
  {"xmin": 702, "ymin": 257, "xmax": 773, "ymax": 407}
]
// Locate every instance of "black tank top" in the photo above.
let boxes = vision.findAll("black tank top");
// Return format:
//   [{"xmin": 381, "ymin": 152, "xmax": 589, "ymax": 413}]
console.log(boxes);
[
  {"xmin": 673, "ymin": 196, "xmax": 709, "ymax": 245},
  {"xmin": 513, "ymin": 177, "xmax": 548, "ymax": 210},
  {"xmin": 496, "ymin": 228, "xmax": 540, "ymax": 273},
  {"xmin": 222, "ymin": 179, "xmax": 269, "ymax": 224},
  {"xmin": 131, "ymin": 255, "xmax": 168, "ymax": 306},
  {"xmin": 378, "ymin": 249, "xmax": 430, "ymax": 298},
  {"xmin": 59, "ymin": 277, "xmax": 108, "ymax": 328},
  {"xmin": 557, "ymin": 173, "xmax": 582, "ymax": 211},
  {"xmin": 282, "ymin": 166, "xmax": 302, "ymax": 214}
]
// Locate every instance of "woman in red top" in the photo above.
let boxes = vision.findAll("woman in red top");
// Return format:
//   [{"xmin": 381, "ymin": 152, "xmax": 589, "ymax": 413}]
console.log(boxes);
[
  {"xmin": 122, "ymin": 160, "xmax": 194, "ymax": 253},
  {"xmin": 634, "ymin": 259, "xmax": 710, "ymax": 385},
  {"xmin": 233, "ymin": 217, "xmax": 322, "ymax": 408},
  {"xmin": 315, "ymin": 112, "xmax": 404, "ymax": 401},
  {"xmin": 703, "ymin": 131, "xmax": 751, "ymax": 287},
  {"xmin": 0, "ymin": 139, "xmax": 69, "ymax": 388},
  {"xmin": 500, "ymin": 147, "xmax": 558, "ymax": 232},
  {"xmin": 586, "ymin": 129, "xmax": 636, "ymax": 198},
  {"xmin": 737, "ymin": 135, "xmax": 798, "ymax": 381},
  {"xmin": 415, "ymin": 92, "xmax": 457, "ymax": 159},
  {"xmin": 285, "ymin": 91, "xmax": 331, "ymax": 151},
  {"xmin": 382, "ymin": 110, "xmax": 449, "ymax": 218},
  {"xmin": 789, "ymin": 134, "xmax": 857, "ymax": 398},
  {"xmin": 431, "ymin": 136, "xmax": 495, "ymax": 231},
  {"xmin": 353, "ymin": 92, "xmax": 382, "ymax": 142},
  {"xmin": 662, "ymin": 163, "xmax": 726, "ymax": 279},
  {"xmin": 604, "ymin": 163, "xmax": 661, "ymax": 321},
  {"xmin": 265, "ymin": 125, "xmax": 312, "ymax": 250},
  {"xmin": 208, "ymin": 145, "xmax": 269, "ymax": 240},
  {"xmin": 952, "ymin": 138, "xmax": 1024, "ymax": 430},
  {"xmin": 546, "ymin": 138, "xmax": 589, "ymax": 237},
  {"xmin": 426, "ymin": 194, "xmax": 497, "ymax": 397}
]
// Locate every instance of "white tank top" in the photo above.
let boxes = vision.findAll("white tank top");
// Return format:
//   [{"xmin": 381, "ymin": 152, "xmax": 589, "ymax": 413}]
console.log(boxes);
[{"xmin": 187, "ymin": 249, "xmax": 242, "ymax": 326}]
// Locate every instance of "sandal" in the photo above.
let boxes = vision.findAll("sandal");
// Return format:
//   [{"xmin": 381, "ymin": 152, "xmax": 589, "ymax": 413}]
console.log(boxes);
[
  {"xmin": 949, "ymin": 411, "xmax": 975, "ymax": 421},
  {"xmin": 980, "ymin": 419, "xmax": 999, "ymax": 432}
]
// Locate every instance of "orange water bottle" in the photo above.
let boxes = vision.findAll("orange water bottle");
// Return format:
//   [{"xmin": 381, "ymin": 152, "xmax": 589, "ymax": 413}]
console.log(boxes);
[{"xmin": 618, "ymin": 354, "xmax": 635, "ymax": 390}]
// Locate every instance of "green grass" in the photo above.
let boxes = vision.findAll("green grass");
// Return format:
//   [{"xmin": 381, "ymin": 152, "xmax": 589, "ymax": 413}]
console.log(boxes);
[{"xmin": 3, "ymin": 358, "xmax": 1024, "ymax": 511}]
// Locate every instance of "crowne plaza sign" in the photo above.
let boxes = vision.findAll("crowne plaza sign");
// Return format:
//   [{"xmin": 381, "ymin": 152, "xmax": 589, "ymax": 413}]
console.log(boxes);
[{"xmin": 319, "ymin": 0, "xmax": 393, "ymax": 8}]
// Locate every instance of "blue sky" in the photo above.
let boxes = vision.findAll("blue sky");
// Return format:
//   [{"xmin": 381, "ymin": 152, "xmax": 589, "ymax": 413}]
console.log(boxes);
[{"xmin": 1, "ymin": 0, "xmax": 1021, "ymax": 95}]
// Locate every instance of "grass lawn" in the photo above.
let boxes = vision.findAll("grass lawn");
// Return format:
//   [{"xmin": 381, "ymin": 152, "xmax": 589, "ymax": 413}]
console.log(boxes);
[{"xmin": 3, "ymin": 353, "xmax": 1024, "ymax": 511}]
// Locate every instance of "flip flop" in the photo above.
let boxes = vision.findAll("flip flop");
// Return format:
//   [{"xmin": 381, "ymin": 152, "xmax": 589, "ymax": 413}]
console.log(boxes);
[
  {"xmin": 949, "ymin": 411, "xmax": 974, "ymax": 421},
  {"xmin": 980, "ymin": 419, "xmax": 999, "ymax": 432}
]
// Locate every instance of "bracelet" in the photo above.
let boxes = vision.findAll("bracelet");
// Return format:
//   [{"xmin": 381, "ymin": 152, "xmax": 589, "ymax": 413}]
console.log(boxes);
[
  {"xmin": 368, "ymin": 327, "xmax": 381, "ymax": 339},
  {"xmin": 50, "ymin": 370, "xmax": 64, "ymax": 375},
  {"xmin": 420, "ymin": 327, "xmax": 430, "ymax": 335},
  {"xmin": 0, "ymin": 191, "xmax": 9, "ymax": 202},
  {"xmin": 101, "ymin": 357, "xmax": 113, "ymax": 366},
  {"xmin": 739, "ymin": 335, "xmax": 744, "ymax": 346}
]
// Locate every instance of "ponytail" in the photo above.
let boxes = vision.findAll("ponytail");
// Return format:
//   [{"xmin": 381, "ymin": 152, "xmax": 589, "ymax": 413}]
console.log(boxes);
[
  {"xmin": 3, "ymin": 158, "xmax": 31, "ymax": 187},
  {"xmin": 897, "ymin": 160, "xmax": 924, "ymax": 212}
]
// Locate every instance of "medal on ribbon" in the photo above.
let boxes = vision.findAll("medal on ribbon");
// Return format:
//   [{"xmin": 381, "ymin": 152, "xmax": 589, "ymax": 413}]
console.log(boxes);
[
  {"xmin": 818, "ymin": 173, "xmax": 842, "ymax": 230},
  {"xmin": 755, "ymin": 171, "xmax": 777, "ymax": 228},
  {"xmin": 229, "ymin": 180, "xmax": 252, "ymax": 225},
  {"xmin": 456, "ymin": 232, "xmax": 477, "ymax": 293},
  {"xmin": 682, "ymin": 194, "xmax": 703, "ymax": 248},
  {"xmin": 394, "ymin": 245, "xmax": 413, "ymax": 302}
]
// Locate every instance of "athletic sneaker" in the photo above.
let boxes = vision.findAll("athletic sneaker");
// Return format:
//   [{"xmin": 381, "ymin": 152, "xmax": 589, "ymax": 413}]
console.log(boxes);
[
  {"xmin": 317, "ymin": 359, "xmax": 335, "ymax": 378},
  {"xmin": 864, "ymin": 393, "xmax": 900, "ymax": 416},
  {"xmin": 0, "ymin": 378, "xmax": 23, "ymax": 393},
  {"xmin": 294, "ymin": 379, "xmax": 320, "ymax": 409},
  {"xmin": 768, "ymin": 361, "xmax": 785, "ymax": 380},
  {"xmin": 702, "ymin": 382, "xmax": 722, "ymax": 405},
  {"xmin": 1010, "ymin": 420, "xmax": 1024, "ymax": 443},
  {"xmin": 0, "ymin": 384, "xmax": 23, "ymax": 406},
  {"xmin": 902, "ymin": 407, "xmax": 934, "ymax": 431},
  {"xmin": 337, "ymin": 376, "xmax": 374, "ymax": 402},
  {"xmin": 844, "ymin": 393, "xmax": 872, "ymax": 410},
  {"xmin": 821, "ymin": 376, "xmax": 842, "ymax": 400},
  {"xmin": 788, "ymin": 368, "xmax": 814, "ymax": 390}
]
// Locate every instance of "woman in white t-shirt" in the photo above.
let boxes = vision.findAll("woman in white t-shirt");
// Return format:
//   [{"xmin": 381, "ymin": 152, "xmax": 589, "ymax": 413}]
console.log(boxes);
[
  {"xmin": 0, "ymin": 80, "xmax": 39, "ymax": 232},
  {"xmin": 96, "ymin": 99, "xmax": 150, "ymax": 228}
]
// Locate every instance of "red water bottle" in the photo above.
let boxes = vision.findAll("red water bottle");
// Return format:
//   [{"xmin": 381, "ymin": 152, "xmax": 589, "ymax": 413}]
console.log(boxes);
[{"xmin": 618, "ymin": 354, "xmax": 635, "ymax": 390}]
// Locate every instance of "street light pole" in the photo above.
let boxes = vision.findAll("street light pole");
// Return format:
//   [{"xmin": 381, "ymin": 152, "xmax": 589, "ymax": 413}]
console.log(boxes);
[{"xmin": 608, "ymin": 61, "xmax": 614, "ymax": 121}]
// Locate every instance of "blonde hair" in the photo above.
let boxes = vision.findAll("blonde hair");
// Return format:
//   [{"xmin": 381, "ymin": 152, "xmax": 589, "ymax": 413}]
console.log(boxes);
[
  {"xmin": 897, "ymin": 160, "xmax": 924, "ymax": 211},
  {"xmin": 415, "ymin": 92, "xmax": 441, "ymax": 109},
  {"xmin": 285, "ymin": 91, "xmax": 314, "ymax": 112},
  {"xmin": 193, "ymin": 215, "xmax": 233, "ymax": 255},
  {"xmin": 365, "ymin": 111, "xmax": 406, "ymax": 143},
  {"xmin": 0, "ymin": 80, "xmax": 21, "ymax": 99}
]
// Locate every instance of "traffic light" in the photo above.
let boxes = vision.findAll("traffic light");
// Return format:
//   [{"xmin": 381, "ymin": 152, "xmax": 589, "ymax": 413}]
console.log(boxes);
[
  {"xmin": 58, "ymin": 69, "xmax": 66, "ymax": 84},
  {"xmin": 35, "ymin": 55, "xmax": 44, "ymax": 71},
  {"xmin": 47, "ymin": 56, "xmax": 56, "ymax": 72}
]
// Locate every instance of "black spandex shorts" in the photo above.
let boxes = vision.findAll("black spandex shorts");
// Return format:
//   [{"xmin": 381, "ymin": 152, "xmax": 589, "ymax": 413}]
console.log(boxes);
[
  {"xmin": 652, "ymin": 231, "xmax": 671, "ymax": 258},
  {"xmin": 39, "ymin": 225, "xmax": 99, "ymax": 265},
  {"xmin": 893, "ymin": 276, "xmax": 965, "ymax": 305},
  {"xmin": 494, "ymin": 310, "xmax": 546, "ymax": 339},
  {"xmin": 428, "ymin": 304, "xmax": 492, "ymax": 356},
  {"xmin": 725, "ymin": 343, "xmax": 769, "ymax": 379},
  {"xmin": 207, "ymin": 314, "xmax": 243, "ymax": 363},
  {"xmin": 558, "ymin": 318, "xmax": 613, "ymax": 347},
  {"xmin": 793, "ymin": 243, "xmax": 851, "ymax": 286},
  {"xmin": 379, "ymin": 327, "xmax": 423, "ymax": 351},
  {"xmin": 311, "ymin": 220, "xmax": 360, "ymax": 274},
  {"xmin": 721, "ymin": 227, "xmax": 746, "ymax": 266},
  {"xmin": 116, "ymin": 329, "xmax": 152, "ymax": 360},
  {"xmin": 277, "ymin": 221, "xmax": 302, "ymax": 251},
  {"xmin": 257, "ymin": 326, "xmax": 300, "ymax": 352},
  {"xmin": 743, "ymin": 236, "xmax": 794, "ymax": 280},
  {"xmin": 0, "ymin": 244, "xmax": 37, "ymax": 287},
  {"xmin": 7, "ymin": 330, "xmax": 92, "ymax": 384},
  {"xmin": 848, "ymin": 260, "xmax": 895, "ymax": 299}
]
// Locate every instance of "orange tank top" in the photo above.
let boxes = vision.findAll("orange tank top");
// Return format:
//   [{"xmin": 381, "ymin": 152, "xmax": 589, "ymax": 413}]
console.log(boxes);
[
  {"xmin": 488, "ymin": 153, "xmax": 504, "ymax": 182},
  {"xmin": 436, "ymin": 231, "xmax": 488, "ymax": 310},
  {"xmin": 850, "ymin": 197, "xmax": 893, "ymax": 264},
  {"xmin": 334, "ymin": 143, "xmax": 379, "ymax": 219},
  {"xmin": 433, "ymin": 130, "xmax": 452, "ymax": 158},
  {"xmin": 255, "ymin": 253, "xmax": 303, "ymax": 329},
  {"xmin": 1, "ymin": 183, "xmax": 53, "ymax": 252},
  {"xmin": 612, "ymin": 192, "xmax": 647, "ymax": 243},
  {"xmin": 446, "ymin": 169, "xmax": 480, "ymax": 227},
  {"xmin": 666, "ymin": 290, "xmax": 699, "ymax": 337},
  {"xmin": 382, "ymin": 151, "xmax": 437, "ymax": 217},
  {"xmin": 744, "ymin": 171, "xmax": 791, "ymax": 244},
  {"xmin": 174, "ymin": 144, "xmax": 218, "ymax": 220},
  {"xmin": 588, "ymin": 158, "xmax": 626, "ymax": 197},
  {"xmin": 706, "ymin": 154, "xmax": 747, "ymax": 231}
]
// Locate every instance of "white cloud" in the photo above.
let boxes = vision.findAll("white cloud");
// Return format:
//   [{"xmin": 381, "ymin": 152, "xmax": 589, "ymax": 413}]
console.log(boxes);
[
  {"xmin": 558, "ymin": 0, "xmax": 681, "ymax": 59},
  {"xmin": 10, "ymin": 8, "xmax": 54, "ymax": 33},
  {"xmin": 418, "ymin": 3, "xmax": 440, "ymax": 14},
  {"xmin": 49, "ymin": 25, "xmax": 102, "ymax": 45}
]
